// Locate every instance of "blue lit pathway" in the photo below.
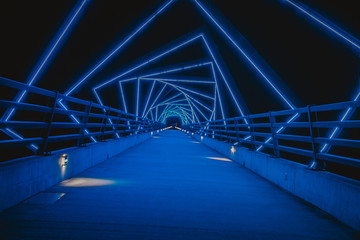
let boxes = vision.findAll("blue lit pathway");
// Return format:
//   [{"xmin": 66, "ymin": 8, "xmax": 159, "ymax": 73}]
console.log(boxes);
[{"xmin": 0, "ymin": 130, "xmax": 356, "ymax": 239}]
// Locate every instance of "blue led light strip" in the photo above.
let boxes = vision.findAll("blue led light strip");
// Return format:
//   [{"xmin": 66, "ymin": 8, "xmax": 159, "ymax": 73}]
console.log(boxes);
[
  {"xmin": 141, "ymin": 77, "xmax": 215, "ymax": 84},
  {"xmin": 92, "ymin": 35, "xmax": 202, "ymax": 91},
  {"xmin": 155, "ymin": 93, "xmax": 184, "ymax": 106},
  {"xmin": 5, "ymin": 128, "xmax": 38, "ymax": 151},
  {"xmin": 144, "ymin": 84, "xmax": 167, "ymax": 118},
  {"xmin": 64, "ymin": 0, "xmax": 175, "ymax": 97},
  {"xmin": 91, "ymin": 34, "xmax": 246, "ymax": 122},
  {"xmin": 94, "ymin": 60, "xmax": 217, "ymax": 123},
  {"xmin": 154, "ymin": 79, "xmax": 214, "ymax": 113},
  {"xmin": 113, "ymin": 62, "xmax": 217, "ymax": 118},
  {"xmin": 285, "ymin": 0, "xmax": 360, "ymax": 52},
  {"xmin": 1, "ymin": 0, "xmax": 90, "ymax": 150},
  {"xmin": 136, "ymin": 78, "xmax": 140, "ymax": 120},
  {"xmin": 53, "ymin": 0, "xmax": 175, "ymax": 143},
  {"xmin": 142, "ymin": 80, "xmax": 157, "ymax": 117},
  {"xmin": 193, "ymin": 0, "xmax": 296, "ymax": 111},
  {"xmin": 320, "ymin": 88, "xmax": 360, "ymax": 153},
  {"xmin": 2, "ymin": 0, "xmax": 89, "ymax": 123},
  {"xmin": 155, "ymin": 81, "xmax": 211, "ymax": 121},
  {"xmin": 283, "ymin": 0, "xmax": 360, "ymax": 153}
]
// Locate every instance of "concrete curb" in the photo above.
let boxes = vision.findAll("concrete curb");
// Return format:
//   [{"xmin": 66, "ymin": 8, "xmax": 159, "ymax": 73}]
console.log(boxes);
[
  {"xmin": 0, "ymin": 132, "xmax": 158, "ymax": 212},
  {"xmin": 193, "ymin": 134, "xmax": 360, "ymax": 231}
]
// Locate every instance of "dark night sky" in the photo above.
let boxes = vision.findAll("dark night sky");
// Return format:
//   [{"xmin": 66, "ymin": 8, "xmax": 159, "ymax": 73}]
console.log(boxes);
[{"xmin": 0, "ymin": 0, "xmax": 359, "ymax": 115}]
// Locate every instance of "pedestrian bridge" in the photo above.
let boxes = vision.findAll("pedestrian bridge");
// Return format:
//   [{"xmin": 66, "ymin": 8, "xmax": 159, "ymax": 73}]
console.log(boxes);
[
  {"xmin": 0, "ymin": 130, "xmax": 358, "ymax": 239},
  {"xmin": 1, "ymin": 0, "xmax": 360, "ymax": 239}
]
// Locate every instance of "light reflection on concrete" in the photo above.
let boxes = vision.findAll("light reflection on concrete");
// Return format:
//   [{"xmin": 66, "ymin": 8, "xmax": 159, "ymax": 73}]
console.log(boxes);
[
  {"xmin": 60, "ymin": 178, "xmax": 116, "ymax": 187},
  {"xmin": 207, "ymin": 157, "xmax": 232, "ymax": 162},
  {"xmin": 24, "ymin": 193, "xmax": 65, "ymax": 205}
]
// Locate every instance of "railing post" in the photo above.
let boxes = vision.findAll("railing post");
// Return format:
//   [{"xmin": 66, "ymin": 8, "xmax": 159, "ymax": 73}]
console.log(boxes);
[
  {"xmin": 269, "ymin": 112, "xmax": 280, "ymax": 158},
  {"xmin": 126, "ymin": 115, "xmax": 131, "ymax": 136},
  {"xmin": 113, "ymin": 112, "xmax": 121, "ymax": 139},
  {"xmin": 247, "ymin": 115, "xmax": 255, "ymax": 151},
  {"xmin": 225, "ymin": 120, "xmax": 230, "ymax": 143},
  {"xmin": 38, "ymin": 91, "xmax": 59, "ymax": 155},
  {"xmin": 235, "ymin": 118, "xmax": 240, "ymax": 144},
  {"xmin": 210, "ymin": 122, "xmax": 214, "ymax": 139},
  {"xmin": 78, "ymin": 101, "xmax": 92, "ymax": 147},
  {"xmin": 306, "ymin": 105, "xmax": 325, "ymax": 170},
  {"xmin": 100, "ymin": 106, "xmax": 111, "ymax": 142}
]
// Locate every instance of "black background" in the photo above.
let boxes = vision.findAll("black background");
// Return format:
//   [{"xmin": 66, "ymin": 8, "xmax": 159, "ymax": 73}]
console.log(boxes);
[{"xmin": 0, "ymin": 0, "xmax": 359, "ymax": 111}]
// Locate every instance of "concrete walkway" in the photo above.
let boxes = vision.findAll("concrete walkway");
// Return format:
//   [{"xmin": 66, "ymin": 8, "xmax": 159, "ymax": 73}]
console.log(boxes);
[{"xmin": 0, "ymin": 130, "xmax": 356, "ymax": 239}]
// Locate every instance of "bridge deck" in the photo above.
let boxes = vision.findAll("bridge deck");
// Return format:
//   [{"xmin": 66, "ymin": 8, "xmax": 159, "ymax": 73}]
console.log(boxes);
[{"xmin": 0, "ymin": 130, "xmax": 355, "ymax": 239}]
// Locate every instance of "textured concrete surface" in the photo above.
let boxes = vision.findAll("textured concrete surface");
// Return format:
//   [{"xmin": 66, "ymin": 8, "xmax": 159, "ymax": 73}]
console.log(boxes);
[
  {"xmin": 193, "ymin": 134, "xmax": 360, "ymax": 231},
  {"xmin": 0, "ymin": 132, "xmax": 155, "ymax": 212},
  {"xmin": 0, "ymin": 130, "xmax": 357, "ymax": 239}
]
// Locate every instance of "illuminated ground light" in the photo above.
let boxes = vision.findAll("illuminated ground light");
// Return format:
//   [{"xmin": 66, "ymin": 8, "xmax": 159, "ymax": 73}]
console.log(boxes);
[
  {"xmin": 60, "ymin": 178, "xmax": 117, "ymax": 187},
  {"xmin": 207, "ymin": 157, "xmax": 232, "ymax": 162},
  {"xmin": 231, "ymin": 146, "xmax": 236, "ymax": 154}
]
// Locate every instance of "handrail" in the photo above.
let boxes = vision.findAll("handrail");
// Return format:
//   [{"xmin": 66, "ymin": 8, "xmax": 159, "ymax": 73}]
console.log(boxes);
[
  {"xmin": 183, "ymin": 100, "xmax": 360, "ymax": 170},
  {"xmin": 0, "ymin": 77, "xmax": 166, "ymax": 156}
]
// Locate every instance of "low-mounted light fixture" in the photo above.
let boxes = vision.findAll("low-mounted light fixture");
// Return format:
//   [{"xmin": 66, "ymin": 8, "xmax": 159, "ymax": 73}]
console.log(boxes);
[
  {"xmin": 231, "ymin": 146, "xmax": 236, "ymax": 154},
  {"xmin": 60, "ymin": 153, "xmax": 69, "ymax": 167},
  {"xmin": 201, "ymin": 136, "xmax": 204, "ymax": 141}
]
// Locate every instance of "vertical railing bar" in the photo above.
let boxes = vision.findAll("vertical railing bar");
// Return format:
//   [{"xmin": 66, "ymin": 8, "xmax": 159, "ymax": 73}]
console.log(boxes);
[
  {"xmin": 269, "ymin": 111, "xmax": 280, "ymax": 157},
  {"xmin": 247, "ymin": 115, "xmax": 255, "ymax": 150},
  {"xmin": 100, "ymin": 106, "xmax": 111, "ymax": 141},
  {"xmin": 78, "ymin": 101, "xmax": 92, "ymax": 146},
  {"xmin": 39, "ymin": 91, "xmax": 59, "ymax": 155},
  {"xmin": 113, "ymin": 112, "xmax": 121, "ymax": 139},
  {"xmin": 307, "ymin": 105, "xmax": 324, "ymax": 170}
]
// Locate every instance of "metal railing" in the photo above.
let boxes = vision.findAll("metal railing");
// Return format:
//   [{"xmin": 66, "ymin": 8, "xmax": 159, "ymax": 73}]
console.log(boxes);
[
  {"xmin": 183, "ymin": 101, "xmax": 360, "ymax": 170},
  {"xmin": 0, "ymin": 77, "xmax": 165, "ymax": 156}
]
